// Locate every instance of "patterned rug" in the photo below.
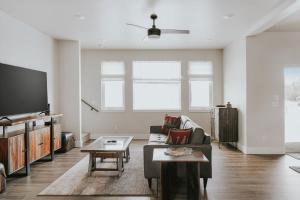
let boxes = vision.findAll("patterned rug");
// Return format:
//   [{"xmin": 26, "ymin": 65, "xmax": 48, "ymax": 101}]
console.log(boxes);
[
  {"xmin": 288, "ymin": 153, "xmax": 300, "ymax": 160},
  {"xmin": 39, "ymin": 141, "xmax": 156, "ymax": 196},
  {"xmin": 290, "ymin": 166, "xmax": 300, "ymax": 174}
]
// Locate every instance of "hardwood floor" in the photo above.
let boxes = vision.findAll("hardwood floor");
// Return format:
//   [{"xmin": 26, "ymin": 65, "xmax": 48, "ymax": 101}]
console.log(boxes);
[
  {"xmin": 0, "ymin": 141, "xmax": 300, "ymax": 200},
  {"xmin": 207, "ymin": 144, "xmax": 300, "ymax": 200}
]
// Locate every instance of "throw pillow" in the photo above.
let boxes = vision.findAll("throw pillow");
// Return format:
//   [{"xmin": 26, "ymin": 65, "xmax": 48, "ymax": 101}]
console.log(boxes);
[
  {"xmin": 161, "ymin": 114, "xmax": 181, "ymax": 135},
  {"xmin": 165, "ymin": 128, "xmax": 193, "ymax": 145}
]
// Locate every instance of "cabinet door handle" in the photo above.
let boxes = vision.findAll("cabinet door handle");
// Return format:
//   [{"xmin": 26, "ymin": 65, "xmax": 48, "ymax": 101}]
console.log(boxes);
[{"xmin": 38, "ymin": 143, "xmax": 44, "ymax": 145}]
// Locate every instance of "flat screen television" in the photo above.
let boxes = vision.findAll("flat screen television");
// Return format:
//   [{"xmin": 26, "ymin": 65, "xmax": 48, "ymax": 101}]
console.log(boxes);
[{"xmin": 0, "ymin": 62, "xmax": 48, "ymax": 117}]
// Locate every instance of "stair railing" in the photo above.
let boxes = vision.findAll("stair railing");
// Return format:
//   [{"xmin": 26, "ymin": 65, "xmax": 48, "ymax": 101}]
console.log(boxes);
[{"xmin": 81, "ymin": 99, "xmax": 99, "ymax": 112}]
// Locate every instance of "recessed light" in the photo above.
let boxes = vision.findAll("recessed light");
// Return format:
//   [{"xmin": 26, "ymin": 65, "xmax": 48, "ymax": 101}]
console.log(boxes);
[
  {"xmin": 223, "ymin": 14, "xmax": 234, "ymax": 20},
  {"xmin": 74, "ymin": 14, "xmax": 85, "ymax": 20}
]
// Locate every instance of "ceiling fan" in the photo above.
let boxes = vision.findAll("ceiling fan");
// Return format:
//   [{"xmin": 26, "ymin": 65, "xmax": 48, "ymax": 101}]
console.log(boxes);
[{"xmin": 126, "ymin": 14, "xmax": 190, "ymax": 39}]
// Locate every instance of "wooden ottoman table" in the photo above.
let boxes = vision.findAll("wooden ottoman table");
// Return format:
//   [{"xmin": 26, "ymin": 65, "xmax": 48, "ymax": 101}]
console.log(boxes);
[{"xmin": 81, "ymin": 136, "xmax": 133, "ymax": 176}]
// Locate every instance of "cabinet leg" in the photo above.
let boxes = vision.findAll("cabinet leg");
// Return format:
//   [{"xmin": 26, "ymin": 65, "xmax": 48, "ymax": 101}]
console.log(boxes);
[
  {"xmin": 203, "ymin": 178, "xmax": 208, "ymax": 189},
  {"xmin": 50, "ymin": 117, "xmax": 54, "ymax": 161},
  {"xmin": 147, "ymin": 178, "xmax": 152, "ymax": 188},
  {"xmin": 24, "ymin": 122, "xmax": 30, "ymax": 176}
]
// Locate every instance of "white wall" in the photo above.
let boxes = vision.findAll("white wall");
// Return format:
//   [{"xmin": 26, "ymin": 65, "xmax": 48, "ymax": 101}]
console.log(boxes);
[
  {"xmin": 245, "ymin": 32, "xmax": 300, "ymax": 154},
  {"xmin": 81, "ymin": 49, "xmax": 223, "ymax": 139},
  {"xmin": 0, "ymin": 10, "xmax": 59, "ymax": 135},
  {"xmin": 57, "ymin": 40, "xmax": 82, "ymax": 146},
  {"xmin": 0, "ymin": 10, "xmax": 85, "ymax": 146},
  {"xmin": 223, "ymin": 37, "xmax": 247, "ymax": 153},
  {"xmin": 0, "ymin": 10, "xmax": 59, "ymax": 113}
]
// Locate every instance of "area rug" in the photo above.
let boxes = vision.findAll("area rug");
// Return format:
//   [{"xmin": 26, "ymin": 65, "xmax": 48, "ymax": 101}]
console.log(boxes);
[
  {"xmin": 39, "ymin": 142, "xmax": 156, "ymax": 196},
  {"xmin": 289, "ymin": 166, "xmax": 300, "ymax": 174},
  {"xmin": 288, "ymin": 153, "xmax": 300, "ymax": 160}
]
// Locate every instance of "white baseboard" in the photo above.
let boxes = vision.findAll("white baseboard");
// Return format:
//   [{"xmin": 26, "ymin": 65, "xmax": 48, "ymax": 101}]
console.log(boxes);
[
  {"xmin": 220, "ymin": 143, "xmax": 284, "ymax": 155},
  {"xmin": 286, "ymin": 142, "xmax": 300, "ymax": 153},
  {"xmin": 237, "ymin": 143, "xmax": 247, "ymax": 153},
  {"xmin": 75, "ymin": 140, "xmax": 83, "ymax": 147},
  {"xmin": 90, "ymin": 133, "xmax": 149, "ymax": 140},
  {"xmin": 245, "ymin": 146, "xmax": 285, "ymax": 154},
  {"xmin": 82, "ymin": 132, "xmax": 91, "ymax": 143}
]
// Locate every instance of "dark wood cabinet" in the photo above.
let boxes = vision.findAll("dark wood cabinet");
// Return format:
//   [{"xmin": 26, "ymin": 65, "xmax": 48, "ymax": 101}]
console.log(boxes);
[{"xmin": 213, "ymin": 107, "xmax": 238, "ymax": 147}]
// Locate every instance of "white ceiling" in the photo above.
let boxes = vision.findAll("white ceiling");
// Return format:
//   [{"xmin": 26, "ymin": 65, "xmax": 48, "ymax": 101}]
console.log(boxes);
[
  {"xmin": 268, "ymin": 8, "xmax": 300, "ymax": 32},
  {"xmin": 0, "ymin": 0, "xmax": 286, "ymax": 49}
]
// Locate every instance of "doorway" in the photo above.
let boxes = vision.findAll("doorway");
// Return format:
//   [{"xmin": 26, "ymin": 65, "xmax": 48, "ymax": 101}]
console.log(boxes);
[{"xmin": 284, "ymin": 68, "xmax": 300, "ymax": 152}]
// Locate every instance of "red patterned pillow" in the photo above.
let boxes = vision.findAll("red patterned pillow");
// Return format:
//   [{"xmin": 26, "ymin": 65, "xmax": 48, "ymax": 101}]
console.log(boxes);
[
  {"xmin": 166, "ymin": 128, "xmax": 192, "ymax": 145},
  {"xmin": 161, "ymin": 114, "xmax": 181, "ymax": 135}
]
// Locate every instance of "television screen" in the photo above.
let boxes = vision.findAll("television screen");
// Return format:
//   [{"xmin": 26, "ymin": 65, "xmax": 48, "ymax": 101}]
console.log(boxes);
[{"xmin": 0, "ymin": 63, "xmax": 48, "ymax": 117}]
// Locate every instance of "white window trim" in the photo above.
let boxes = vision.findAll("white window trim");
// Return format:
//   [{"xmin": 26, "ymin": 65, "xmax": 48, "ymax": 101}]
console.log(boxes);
[
  {"xmin": 101, "ymin": 61, "xmax": 125, "ymax": 76},
  {"xmin": 188, "ymin": 62, "xmax": 214, "ymax": 112},
  {"xmin": 100, "ymin": 61, "xmax": 125, "ymax": 111},
  {"xmin": 189, "ymin": 78, "xmax": 213, "ymax": 112},
  {"xmin": 132, "ymin": 61, "xmax": 182, "ymax": 111},
  {"xmin": 101, "ymin": 78, "xmax": 125, "ymax": 111}
]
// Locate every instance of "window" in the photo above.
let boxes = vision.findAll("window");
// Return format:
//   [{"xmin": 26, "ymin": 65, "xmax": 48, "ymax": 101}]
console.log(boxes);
[
  {"xmin": 188, "ymin": 61, "xmax": 213, "ymax": 110},
  {"xmin": 101, "ymin": 62, "xmax": 125, "ymax": 110},
  {"xmin": 133, "ymin": 61, "xmax": 181, "ymax": 110}
]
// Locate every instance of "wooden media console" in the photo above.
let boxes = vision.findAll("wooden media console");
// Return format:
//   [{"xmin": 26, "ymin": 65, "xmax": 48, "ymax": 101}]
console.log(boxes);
[{"xmin": 0, "ymin": 114, "xmax": 63, "ymax": 176}]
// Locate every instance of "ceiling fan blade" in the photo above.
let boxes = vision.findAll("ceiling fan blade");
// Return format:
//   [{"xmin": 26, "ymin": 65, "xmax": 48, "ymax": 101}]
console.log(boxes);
[
  {"xmin": 161, "ymin": 29, "xmax": 190, "ymax": 34},
  {"xmin": 126, "ymin": 23, "xmax": 148, "ymax": 30}
]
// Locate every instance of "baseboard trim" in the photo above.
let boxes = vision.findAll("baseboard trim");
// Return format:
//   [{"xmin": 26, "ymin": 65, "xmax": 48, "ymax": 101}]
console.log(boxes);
[
  {"xmin": 90, "ymin": 133, "xmax": 149, "ymax": 140},
  {"xmin": 285, "ymin": 142, "xmax": 300, "ymax": 153},
  {"xmin": 245, "ymin": 146, "xmax": 285, "ymax": 154},
  {"xmin": 75, "ymin": 140, "xmax": 83, "ymax": 147},
  {"xmin": 82, "ymin": 132, "xmax": 91, "ymax": 143},
  {"xmin": 237, "ymin": 143, "xmax": 247, "ymax": 153}
]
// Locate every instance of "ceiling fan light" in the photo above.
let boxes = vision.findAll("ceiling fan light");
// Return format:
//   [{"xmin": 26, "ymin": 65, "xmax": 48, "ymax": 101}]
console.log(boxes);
[
  {"xmin": 148, "ymin": 34, "xmax": 160, "ymax": 39},
  {"xmin": 148, "ymin": 28, "xmax": 161, "ymax": 39}
]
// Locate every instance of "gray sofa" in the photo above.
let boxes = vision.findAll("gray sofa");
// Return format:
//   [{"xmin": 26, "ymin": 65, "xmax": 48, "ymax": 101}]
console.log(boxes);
[{"xmin": 143, "ymin": 115, "xmax": 212, "ymax": 188}]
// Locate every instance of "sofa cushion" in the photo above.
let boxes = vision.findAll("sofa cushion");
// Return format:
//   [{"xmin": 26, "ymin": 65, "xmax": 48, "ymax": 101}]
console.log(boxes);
[
  {"xmin": 183, "ymin": 119, "xmax": 192, "ymax": 129},
  {"xmin": 166, "ymin": 128, "xmax": 192, "ymax": 145},
  {"xmin": 180, "ymin": 115, "xmax": 206, "ymax": 145},
  {"xmin": 161, "ymin": 114, "xmax": 181, "ymax": 135},
  {"xmin": 190, "ymin": 128, "xmax": 205, "ymax": 145}
]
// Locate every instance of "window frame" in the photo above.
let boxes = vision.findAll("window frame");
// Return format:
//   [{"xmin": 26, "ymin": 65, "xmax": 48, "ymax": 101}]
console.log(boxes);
[
  {"xmin": 100, "ymin": 61, "xmax": 125, "ymax": 111},
  {"xmin": 188, "ymin": 61, "xmax": 214, "ymax": 112},
  {"xmin": 132, "ymin": 61, "xmax": 182, "ymax": 112}
]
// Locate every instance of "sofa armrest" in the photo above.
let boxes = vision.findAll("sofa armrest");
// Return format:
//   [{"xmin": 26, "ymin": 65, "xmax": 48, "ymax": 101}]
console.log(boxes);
[
  {"xmin": 143, "ymin": 144, "xmax": 169, "ymax": 179},
  {"xmin": 203, "ymin": 133, "xmax": 211, "ymax": 144},
  {"xmin": 150, "ymin": 126, "xmax": 162, "ymax": 134}
]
